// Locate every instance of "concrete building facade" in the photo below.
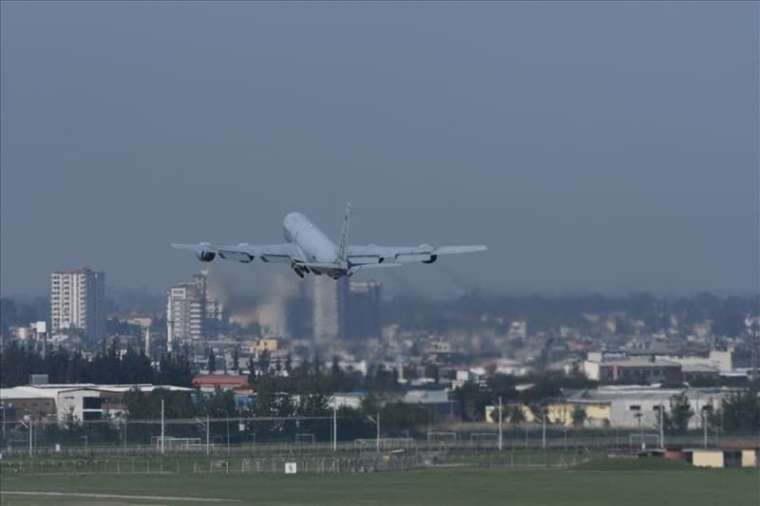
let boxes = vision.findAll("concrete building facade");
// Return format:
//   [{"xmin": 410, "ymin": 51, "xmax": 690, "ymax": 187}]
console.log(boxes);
[
  {"xmin": 167, "ymin": 272, "xmax": 226, "ymax": 351},
  {"xmin": 50, "ymin": 268, "xmax": 106, "ymax": 345},
  {"xmin": 0, "ymin": 384, "xmax": 191, "ymax": 423}
]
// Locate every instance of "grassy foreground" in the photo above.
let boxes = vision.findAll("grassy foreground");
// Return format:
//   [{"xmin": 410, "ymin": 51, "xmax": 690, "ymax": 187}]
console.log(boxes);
[{"xmin": 1, "ymin": 466, "xmax": 758, "ymax": 506}]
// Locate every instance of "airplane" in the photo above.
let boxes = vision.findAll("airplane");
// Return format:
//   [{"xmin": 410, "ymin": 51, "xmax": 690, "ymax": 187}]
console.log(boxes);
[{"xmin": 171, "ymin": 204, "xmax": 486, "ymax": 279}]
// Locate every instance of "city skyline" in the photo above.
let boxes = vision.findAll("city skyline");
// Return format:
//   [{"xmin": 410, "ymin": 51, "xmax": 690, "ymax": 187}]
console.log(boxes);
[
  {"xmin": 2, "ymin": 2, "xmax": 758, "ymax": 297},
  {"xmin": 1, "ymin": 3, "xmax": 758, "ymax": 503}
]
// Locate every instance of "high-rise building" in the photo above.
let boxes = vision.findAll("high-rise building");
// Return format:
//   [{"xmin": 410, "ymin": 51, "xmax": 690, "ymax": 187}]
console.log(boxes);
[
  {"xmin": 50, "ymin": 268, "xmax": 106, "ymax": 345},
  {"xmin": 312, "ymin": 276, "xmax": 346, "ymax": 341},
  {"xmin": 345, "ymin": 280, "xmax": 382, "ymax": 340},
  {"xmin": 205, "ymin": 297, "xmax": 228, "ymax": 337},
  {"xmin": 166, "ymin": 271, "xmax": 226, "ymax": 351},
  {"xmin": 167, "ymin": 273, "xmax": 206, "ymax": 351}
]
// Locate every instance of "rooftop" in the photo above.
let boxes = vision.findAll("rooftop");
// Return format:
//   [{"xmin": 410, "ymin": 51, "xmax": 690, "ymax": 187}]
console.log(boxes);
[
  {"xmin": 192, "ymin": 375, "xmax": 249, "ymax": 386},
  {"xmin": 0, "ymin": 384, "xmax": 192, "ymax": 400},
  {"xmin": 602, "ymin": 358, "xmax": 681, "ymax": 368}
]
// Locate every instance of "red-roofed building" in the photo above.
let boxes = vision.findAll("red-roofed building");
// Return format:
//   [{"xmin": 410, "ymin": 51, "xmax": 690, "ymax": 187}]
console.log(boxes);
[{"xmin": 192, "ymin": 374, "xmax": 250, "ymax": 393}]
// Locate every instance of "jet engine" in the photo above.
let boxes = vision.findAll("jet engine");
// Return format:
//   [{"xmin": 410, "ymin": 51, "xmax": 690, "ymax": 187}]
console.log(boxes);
[
  {"xmin": 422, "ymin": 254, "xmax": 438, "ymax": 264},
  {"xmin": 196, "ymin": 249, "xmax": 216, "ymax": 262}
]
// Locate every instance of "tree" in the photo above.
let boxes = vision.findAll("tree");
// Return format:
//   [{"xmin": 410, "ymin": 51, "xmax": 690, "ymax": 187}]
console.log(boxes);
[
  {"xmin": 721, "ymin": 388, "xmax": 760, "ymax": 432},
  {"xmin": 203, "ymin": 388, "xmax": 236, "ymax": 417},
  {"xmin": 207, "ymin": 349, "xmax": 216, "ymax": 374},
  {"xmin": 453, "ymin": 381, "xmax": 488, "ymax": 421},
  {"xmin": 507, "ymin": 404, "xmax": 525, "ymax": 424},
  {"xmin": 258, "ymin": 350, "xmax": 271, "ymax": 376},
  {"xmin": 571, "ymin": 404, "xmax": 587, "ymax": 427},
  {"xmin": 232, "ymin": 346, "xmax": 240, "ymax": 373},
  {"xmin": 246, "ymin": 356, "xmax": 256, "ymax": 385},
  {"xmin": 665, "ymin": 393, "xmax": 694, "ymax": 434},
  {"xmin": 424, "ymin": 363, "xmax": 440, "ymax": 383}
]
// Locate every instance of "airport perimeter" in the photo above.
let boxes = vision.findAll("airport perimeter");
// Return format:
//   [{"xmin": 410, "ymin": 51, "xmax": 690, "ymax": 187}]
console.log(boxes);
[{"xmin": 1, "ymin": 433, "xmax": 758, "ymax": 506}]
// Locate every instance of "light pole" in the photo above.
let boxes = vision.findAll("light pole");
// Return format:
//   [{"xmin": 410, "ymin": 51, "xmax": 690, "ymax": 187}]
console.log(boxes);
[
  {"xmin": 1, "ymin": 402, "xmax": 6, "ymax": 443},
  {"xmin": 332, "ymin": 406, "xmax": 337, "ymax": 452},
  {"xmin": 366, "ymin": 412, "xmax": 381, "ymax": 453},
  {"xmin": 701, "ymin": 406, "xmax": 711, "ymax": 449},
  {"xmin": 632, "ymin": 410, "xmax": 643, "ymax": 450},
  {"xmin": 540, "ymin": 406, "xmax": 547, "ymax": 450},
  {"xmin": 20, "ymin": 416, "xmax": 32, "ymax": 457},
  {"xmin": 497, "ymin": 397, "xmax": 503, "ymax": 452},
  {"xmin": 658, "ymin": 403, "xmax": 665, "ymax": 449},
  {"xmin": 226, "ymin": 417, "xmax": 230, "ymax": 455},
  {"xmin": 160, "ymin": 399, "xmax": 165, "ymax": 455}
]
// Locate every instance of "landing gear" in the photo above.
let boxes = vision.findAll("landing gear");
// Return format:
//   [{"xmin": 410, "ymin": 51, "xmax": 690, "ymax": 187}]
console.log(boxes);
[{"xmin": 291, "ymin": 262, "xmax": 306, "ymax": 278}]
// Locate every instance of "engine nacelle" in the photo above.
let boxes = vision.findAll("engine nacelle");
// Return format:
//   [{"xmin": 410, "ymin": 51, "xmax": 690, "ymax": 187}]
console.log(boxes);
[
  {"xmin": 196, "ymin": 250, "xmax": 216, "ymax": 262},
  {"xmin": 422, "ymin": 254, "xmax": 438, "ymax": 264}
]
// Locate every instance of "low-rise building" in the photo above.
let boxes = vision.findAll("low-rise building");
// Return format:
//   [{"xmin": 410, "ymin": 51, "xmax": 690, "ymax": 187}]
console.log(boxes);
[
  {"xmin": 564, "ymin": 386, "xmax": 730, "ymax": 429},
  {"xmin": 0, "ymin": 383, "xmax": 192, "ymax": 423},
  {"xmin": 484, "ymin": 386, "xmax": 734, "ymax": 429},
  {"xmin": 401, "ymin": 388, "xmax": 457, "ymax": 420},
  {"xmin": 329, "ymin": 392, "xmax": 366, "ymax": 410},
  {"xmin": 583, "ymin": 352, "xmax": 682, "ymax": 383},
  {"xmin": 192, "ymin": 374, "xmax": 250, "ymax": 393},
  {"xmin": 681, "ymin": 364, "xmax": 720, "ymax": 384},
  {"xmin": 690, "ymin": 449, "xmax": 724, "ymax": 468},
  {"xmin": 485, "ymin": 400, "xmax": 611, "ymax": 427},
  {"xmin": 250, "ymin": 337, "xmax": 279, "ymax": 353}
]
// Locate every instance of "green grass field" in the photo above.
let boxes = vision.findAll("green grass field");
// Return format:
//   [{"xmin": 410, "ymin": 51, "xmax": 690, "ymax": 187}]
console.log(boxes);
[{"xmin": 1, "ymin": 462, "xmax": 758, "ymax": 506}]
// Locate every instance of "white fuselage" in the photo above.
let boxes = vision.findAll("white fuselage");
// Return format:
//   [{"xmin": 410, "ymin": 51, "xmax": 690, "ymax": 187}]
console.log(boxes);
[{"xmin": 282, "ymin": 212, "xmax": 339, "ymax": 264}]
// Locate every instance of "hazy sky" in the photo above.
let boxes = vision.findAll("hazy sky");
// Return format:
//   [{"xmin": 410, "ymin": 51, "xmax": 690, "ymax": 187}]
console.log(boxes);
[{"xmin": 1, "ymin": 1, "xmax": 758, "ymax": 297}]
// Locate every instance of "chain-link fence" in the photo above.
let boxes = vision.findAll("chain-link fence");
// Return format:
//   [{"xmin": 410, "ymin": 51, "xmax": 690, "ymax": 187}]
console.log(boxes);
[{"xmin": 1, "ymin": 417, "xmax": 757, "ymax": 476}]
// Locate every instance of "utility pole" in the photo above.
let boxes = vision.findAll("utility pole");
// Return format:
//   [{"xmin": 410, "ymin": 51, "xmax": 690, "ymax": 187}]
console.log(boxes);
[
  {"xmin": 635, "ymin": 412, "xmax": 644, "ymax": 450},
  {"xmin": 332, "ymin": 406, "xmax": 337, "ymax": 452},
  {"xmin": 658, "ymin": 403, "xmax": 665, "ymax": 449},
  {"xmin": 497, "ymin": 396, "xmax": 503, "ymax": 451},
  {"xmin": 160, "ymin": 399, "xmax": 165, "ymax": 455},
  {"xmin": 746, "ymin": 317, "xmax": 760, "ymax": 383},
  {"xmin": 1, "ymin": 402, "xmax": 6, "ymax": 443},
  {"xmin": 376, "ymin": 411, "xmax": 381, "ymax": 453},
  {"xmin": 541, "ymin": 408, "xmax": 547, "ymax": 450},
  {"xmin": 206, "ymin": 415, "xmax": 210, "ymax": 456},
  {"xmin": 29, "ymin": 419, "xmax": 33, "ymax": 457},
  {"xmin": 702, "ymin": 408, "xmax": 708, "ymax": 449}
]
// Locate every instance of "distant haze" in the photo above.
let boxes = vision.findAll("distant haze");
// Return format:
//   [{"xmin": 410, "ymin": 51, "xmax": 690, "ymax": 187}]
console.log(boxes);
[{"xmin": 1, "ymin": 2, "xmax": 758, "ymax": 297}]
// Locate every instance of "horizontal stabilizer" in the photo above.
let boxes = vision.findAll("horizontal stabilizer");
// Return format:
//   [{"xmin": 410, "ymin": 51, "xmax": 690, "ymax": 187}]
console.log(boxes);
[
  {"xmin": 436, "ymin": 245, "xmax": 487, "ymax": 255},
  {"xmin": 350, "ymin": 263, "xmax": 403, "ymax": 275},
  {"xmin": 171, "ymin": 243, "xmax": 207, "ymax": 251},
  {"xmin": 353, "ymin": 262, "xmax": 403, "ymax": 269}
]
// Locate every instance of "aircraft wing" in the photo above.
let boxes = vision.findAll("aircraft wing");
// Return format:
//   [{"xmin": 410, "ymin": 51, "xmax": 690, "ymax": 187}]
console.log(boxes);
[
  {"xmin": 347, "ymin": 244, "xmax": 486, "ymax": 265},
  {"xmin": 171, "ymin": 242, "xmax": 299, "ymax": 264}
]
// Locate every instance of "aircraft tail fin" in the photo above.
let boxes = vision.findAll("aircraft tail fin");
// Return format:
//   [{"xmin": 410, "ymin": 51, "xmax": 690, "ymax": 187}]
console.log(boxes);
[{"xmin": 337, "ymin": 202, "xmax": 351, "ymax": 264}]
